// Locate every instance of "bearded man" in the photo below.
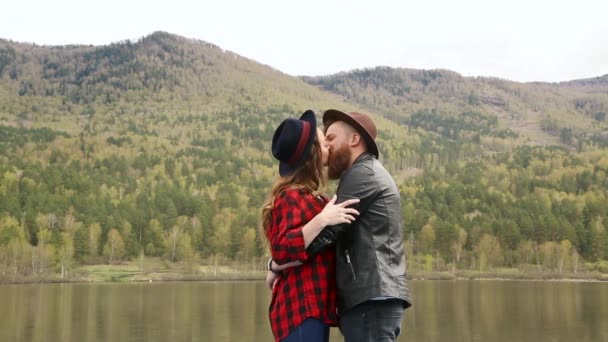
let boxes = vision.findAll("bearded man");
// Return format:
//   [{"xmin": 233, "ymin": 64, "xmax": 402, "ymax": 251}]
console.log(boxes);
[{"xmin": 311, "ymin": 109, "xmax": 412, "ymax": 342}]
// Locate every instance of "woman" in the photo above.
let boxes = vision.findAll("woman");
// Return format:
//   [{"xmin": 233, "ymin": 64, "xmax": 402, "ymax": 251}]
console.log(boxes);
[{"xmin": 261, "ymin": 110, "xmax": 359, "ymax": 342}]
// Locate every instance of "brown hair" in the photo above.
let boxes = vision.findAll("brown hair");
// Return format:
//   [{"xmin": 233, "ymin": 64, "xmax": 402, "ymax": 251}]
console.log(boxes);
[{"xmin": 260, "ymin": 137, "xmax": 326, "ymax": 241}]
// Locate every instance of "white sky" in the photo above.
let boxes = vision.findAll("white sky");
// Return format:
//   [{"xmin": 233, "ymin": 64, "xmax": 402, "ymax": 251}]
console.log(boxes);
[{"xmin": 1, "ymin": 0, "xmax": 607, "ymax": 82}]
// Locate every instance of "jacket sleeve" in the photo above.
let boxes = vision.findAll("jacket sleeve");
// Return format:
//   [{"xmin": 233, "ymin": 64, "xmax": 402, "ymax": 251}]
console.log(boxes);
[
  {"xmin": 269, "ymin": 192, "xmax": 309, "ymax": 264},
  {"xmin": 306, "ymin": 163, "xmax": 377, "ymax": 256}
]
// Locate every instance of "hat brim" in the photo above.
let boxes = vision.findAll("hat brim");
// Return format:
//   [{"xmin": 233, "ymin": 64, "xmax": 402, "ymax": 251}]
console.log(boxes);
[
  {"xmin": 323, "ymin": 109, "xmax": 379, "ymax": 158},
  {"xmin": 278, "ymin": 110, "xmax": 317, "ymax": 177}
]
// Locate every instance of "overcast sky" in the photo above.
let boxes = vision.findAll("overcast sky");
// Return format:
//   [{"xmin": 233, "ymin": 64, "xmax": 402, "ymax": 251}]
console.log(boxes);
[{"xmin": 2, "ymin": 0, "xmax": 607, "ymax": 83}]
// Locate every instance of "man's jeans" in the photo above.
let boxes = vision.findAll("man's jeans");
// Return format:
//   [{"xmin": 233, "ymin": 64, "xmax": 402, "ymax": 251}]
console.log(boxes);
[
  {"xmin": 339, "ymin": 299, "xmax": 405, "ymax": 342},
  {"xmin": 282, "ymin": 318, "xmax": 330, "ymax": 342}
]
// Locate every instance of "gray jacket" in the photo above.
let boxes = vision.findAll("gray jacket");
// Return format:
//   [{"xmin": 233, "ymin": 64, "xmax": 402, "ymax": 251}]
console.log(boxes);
[{"xmin": 328, "ymin": 152, "xmax": 412, "ymax": 313}]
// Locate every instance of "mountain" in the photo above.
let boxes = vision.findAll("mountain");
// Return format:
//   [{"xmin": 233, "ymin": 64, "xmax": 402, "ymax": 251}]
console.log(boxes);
[
  {"xmin": 0, "ymin": 31, "xmax": 356, "ymax": 130},
  {"xmin": 1, "ymin": 32, "xmax": 607, "ymax": 278},
  {"xmin": 0, "ymin": 31, "xmax": 417, "ymax": 266},
  {"xmin": 555, "ymin": 74, "xmax": 608, "ymax": 93},
  {"xmin": 0, "ymin": 32, "xmax": 418, "ymax": 161},
  {"xmin": 303, "ymin": 67, "xmax": 608, "ymax": 147}
]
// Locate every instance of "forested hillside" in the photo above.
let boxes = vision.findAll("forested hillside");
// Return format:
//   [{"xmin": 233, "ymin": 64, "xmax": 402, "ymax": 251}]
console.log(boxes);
[
  {"xmin": 304, "ymin": 67, "xmax": 608, "ymax": 149},
  {"xmin": 0, "ymin": 32, "xmax": 423, "ymax": 279},
  {"xmin": 0, "ymin": 32, "xmax": 607, "ymax": 281},
  {"xmin": 306, "ymin": 67, "xmax": 608, "ymax": 274}
]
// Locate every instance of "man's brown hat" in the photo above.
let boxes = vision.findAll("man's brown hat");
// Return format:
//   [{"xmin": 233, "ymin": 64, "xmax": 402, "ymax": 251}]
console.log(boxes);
[{"xmin": 323, "ymin": 109, "xmax": 379, "ymax": 158}]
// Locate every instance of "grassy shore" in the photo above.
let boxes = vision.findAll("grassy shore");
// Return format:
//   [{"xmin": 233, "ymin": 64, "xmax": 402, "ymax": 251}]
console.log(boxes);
[
  {"xmin": 409, "ymin": 269, "xmax": 608, "ymax": 282},
  {"xmin": 1, "ymin": 259, "xmax": 607, "ymax": 284},
  {"xmin": 0, "ymin": 258, "xmax": 268, "ymax": 284}
]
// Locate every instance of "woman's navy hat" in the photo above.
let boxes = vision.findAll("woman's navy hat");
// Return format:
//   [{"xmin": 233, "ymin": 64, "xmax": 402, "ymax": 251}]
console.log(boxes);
[{"xmin": 272, "ymin": 110, "xmax": 317, "ymax": 177}]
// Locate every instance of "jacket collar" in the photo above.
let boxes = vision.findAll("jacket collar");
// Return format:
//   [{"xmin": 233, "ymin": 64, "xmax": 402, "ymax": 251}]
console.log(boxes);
[{"xmin": 352, "ymin": 151, "xmax": 374, "ymax": 166}]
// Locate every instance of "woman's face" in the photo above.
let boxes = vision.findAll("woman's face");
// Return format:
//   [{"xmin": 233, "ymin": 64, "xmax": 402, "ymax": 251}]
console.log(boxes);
[{"xmin": 317, "ymin": 129, "xmax": 329, "ymax": 167}]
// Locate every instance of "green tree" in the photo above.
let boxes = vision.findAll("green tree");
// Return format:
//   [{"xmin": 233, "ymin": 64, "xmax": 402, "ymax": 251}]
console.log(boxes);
[
  {"xmin": 418, "ymin": 222, "xmax": 436, "ymax": 255},
  {"xmin": 539, "ymin": 241, "xmax": 559, "ymax": 271},
  {"xmin": 73, "ymin": 225, "xmax": 89, "ymax": 262},
  {"xmin": 145, "ymin": 219, "xmax": 164, "ymax": 257},
  {"xmin": 238, "ymin": 228, "xmax": 257, "ymax": 261},
  {"xmin": 211, "ymin": 208, "xmax": 235, "ymax": 257},
  {"xmin": 88, "ymin": 223, "xmax": 102, "ymax": 263},
  {"xmin": 121, "ymin": 221, "xmax": 139, "ymax": 259},
  {"xmin": 517, "ymin": 240, "xmax": 534, "ymax": 269},
  {"xmin": 589, "ymin": 217, "xmax": 606, "ymax": 261},
  {"xmin": 558, "ymin": 240, "xmax": 573, "ymax": 273}
]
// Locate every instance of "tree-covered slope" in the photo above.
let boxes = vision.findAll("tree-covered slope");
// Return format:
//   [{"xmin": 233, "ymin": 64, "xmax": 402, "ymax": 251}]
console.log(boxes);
[
  {"xmin": 0, "ymin": 32, "xmax": 421, "ymax": 275},
  {"xmin": 0, "ymin": 33, "xmax": 607, "ymax": 280},
  {"xmin": 303, "ymin": 67, "xmax": 608, "ymax": 148}
]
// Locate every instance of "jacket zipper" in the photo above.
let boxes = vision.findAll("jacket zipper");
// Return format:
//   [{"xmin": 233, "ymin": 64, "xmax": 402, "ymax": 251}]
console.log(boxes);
[{"xmin": 345, "ymin": 249, "xmax": 357, "ymax": 280}]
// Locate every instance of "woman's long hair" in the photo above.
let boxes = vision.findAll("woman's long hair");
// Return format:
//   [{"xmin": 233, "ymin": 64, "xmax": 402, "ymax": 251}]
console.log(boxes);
[{"xmin": 260, "ymin": 137, "xmax": 326, "ymax": 241}]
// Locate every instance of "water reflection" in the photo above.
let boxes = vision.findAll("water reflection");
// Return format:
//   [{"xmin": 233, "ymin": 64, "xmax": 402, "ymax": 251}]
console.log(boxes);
[{"xmin": 0, "ymin": 280, "xmax": 606, "ymax": 342}]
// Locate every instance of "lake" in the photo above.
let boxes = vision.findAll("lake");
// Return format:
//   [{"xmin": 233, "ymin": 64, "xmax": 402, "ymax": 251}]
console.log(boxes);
[{"xmin": 0, "ymin": 280, "xmax": 606, "ymax": 341}]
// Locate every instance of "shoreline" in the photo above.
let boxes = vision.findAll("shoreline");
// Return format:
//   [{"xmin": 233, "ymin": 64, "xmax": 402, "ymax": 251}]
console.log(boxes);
[
  {"xmin": 2, "ymin": 269, "xmax": 607, "ymax": 285},
  {"xmin": 409, "ymin": 270, "xmax": 608, "ymax": 282}
]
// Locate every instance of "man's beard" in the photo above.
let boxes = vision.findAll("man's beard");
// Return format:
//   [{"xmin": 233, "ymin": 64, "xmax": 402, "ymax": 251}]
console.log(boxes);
[{"xmin": 328, "ymin": 143, "xmax": 352, "ymax": 180}]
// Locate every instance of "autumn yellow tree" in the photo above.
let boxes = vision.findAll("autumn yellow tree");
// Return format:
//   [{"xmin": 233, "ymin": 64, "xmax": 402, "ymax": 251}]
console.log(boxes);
[
  {"xmin": 103, "ymin": 229, "xmax": 125, "ymax": 264},
  {"xmin": 476, "ymin": 234, "xmax": 503, "ymax": 271}
]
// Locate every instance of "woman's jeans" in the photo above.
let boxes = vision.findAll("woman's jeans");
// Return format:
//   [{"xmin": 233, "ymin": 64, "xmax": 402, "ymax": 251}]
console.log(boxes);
[
  {"xmin": 339, "ymin": 299, "xmax": 405, "ymax": 342},
  {"xmin": 282, "ymin": 318, "xmax": 330, "ymax": 342}
]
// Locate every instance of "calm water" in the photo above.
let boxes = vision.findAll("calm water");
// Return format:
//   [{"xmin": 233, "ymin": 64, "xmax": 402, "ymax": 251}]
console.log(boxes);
[{"xmin": 0, "ymin": 280, "xmax": 606, "ymax": 342}]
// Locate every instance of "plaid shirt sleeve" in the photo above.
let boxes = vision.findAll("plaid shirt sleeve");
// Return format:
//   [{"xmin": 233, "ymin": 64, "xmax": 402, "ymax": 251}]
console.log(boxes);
[{"xmin": 269, "ymin": 190, "xmax": 312, "ymax": 264}]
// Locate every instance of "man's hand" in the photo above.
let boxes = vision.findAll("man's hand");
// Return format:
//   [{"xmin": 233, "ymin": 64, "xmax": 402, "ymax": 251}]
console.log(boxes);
[{"xmin": 265, "ymin": 259, "xmax": 302, "ymax": 289}]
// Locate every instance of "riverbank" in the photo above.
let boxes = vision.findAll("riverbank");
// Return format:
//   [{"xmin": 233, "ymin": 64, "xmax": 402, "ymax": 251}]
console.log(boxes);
[
  {"xmin": 0, "ymin": 263, "xmax": 268, "ymax": 284},
  {"xmin": 2, "ymin": 261, "xmax": 608, "ymax": 284},
  {"xmin": 410, "ymin": 270, "xmax": 608, "ymax": 282}
]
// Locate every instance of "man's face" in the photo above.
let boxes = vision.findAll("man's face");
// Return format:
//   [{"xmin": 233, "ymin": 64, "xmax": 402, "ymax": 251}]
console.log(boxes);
[{"xmin": 325, "ymin": 121, "xmax": 354, "ymax": 180}]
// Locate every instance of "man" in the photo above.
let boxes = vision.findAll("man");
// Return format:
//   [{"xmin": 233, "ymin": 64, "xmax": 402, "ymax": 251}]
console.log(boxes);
[{"xmin": 268, "ymin": 109, "xmax": 412, "ymax": 342}]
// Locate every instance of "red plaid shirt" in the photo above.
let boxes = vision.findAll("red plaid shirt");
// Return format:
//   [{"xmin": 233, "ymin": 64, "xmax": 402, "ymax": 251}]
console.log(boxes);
[{"xmin": 266, "ymin": 189, "xmax": 337, "ymax": 342}]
